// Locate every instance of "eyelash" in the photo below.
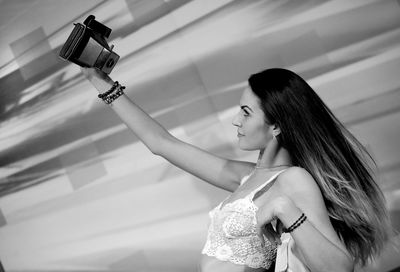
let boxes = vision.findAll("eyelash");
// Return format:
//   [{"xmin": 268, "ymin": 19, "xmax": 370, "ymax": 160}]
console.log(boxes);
[{"xmin": 242, "ymin": 109, "xmax": 250, "ymax": 116}]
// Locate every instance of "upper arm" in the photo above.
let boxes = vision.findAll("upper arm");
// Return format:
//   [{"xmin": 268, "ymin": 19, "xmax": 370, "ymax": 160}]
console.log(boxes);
[
  {"xmin": 277, "ymin": 167, "xmax": 350, "ymax": 255},
  {"xmin": 157, "ymin": 134, "xmax": 255, "ymax": 192}
]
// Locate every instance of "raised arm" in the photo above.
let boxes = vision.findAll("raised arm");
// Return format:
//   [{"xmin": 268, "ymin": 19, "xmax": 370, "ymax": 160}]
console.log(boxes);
[{"xmin": 81, "ymin": 68, "xmax": 253, "ymax": 191}]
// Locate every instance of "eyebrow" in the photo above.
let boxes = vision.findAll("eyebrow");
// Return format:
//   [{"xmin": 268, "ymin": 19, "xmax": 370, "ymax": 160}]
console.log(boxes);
[{"xmin": 240, "ymin": 105, "xmax": 253, "ymax": 112}]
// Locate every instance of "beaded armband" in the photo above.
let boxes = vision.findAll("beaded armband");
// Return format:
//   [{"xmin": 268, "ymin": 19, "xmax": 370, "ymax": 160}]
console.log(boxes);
[{"xmin": 282, "ymin": 213, "xmax": 307, "ymax": 233}]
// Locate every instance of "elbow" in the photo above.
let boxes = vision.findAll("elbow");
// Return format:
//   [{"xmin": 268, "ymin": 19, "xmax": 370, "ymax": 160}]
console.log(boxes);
[
  {"xmin": 147, "ymin": 142, "xmax": 163, "ymax": 156},
  {"xmin": 147, "ymin": 133, "xmax": 173, "ymax": 156},
  {"xmin": 334, "ymin": 263, "xmax": 354, "ymax": 272},
  {"xmin": 147, "ymin": 142, "xmax": 160, "ymax": 156},
  {"xmin": 149, "ymin": 147, "xmax": 160, "ymax": 156},
  {"xmin": 314, "ymin": 265, "xmax": 353, "ymax": 272},
  {"xmin": 311, "ymin": 257, "xmax": 354, "ymax": 272}
]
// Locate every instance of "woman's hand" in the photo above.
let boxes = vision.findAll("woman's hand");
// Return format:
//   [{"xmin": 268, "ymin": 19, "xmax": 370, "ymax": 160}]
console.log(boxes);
[
  {"xmin": 256, "ymin": 196, "xmax": 296, "ymax": 247},
  {"xmin": 80, "ymin": 67, "xmax": 107, "ymax": 80},
  {"xmin": 80, "ymin": 67, "xmax": 114, "ymax": 93}
]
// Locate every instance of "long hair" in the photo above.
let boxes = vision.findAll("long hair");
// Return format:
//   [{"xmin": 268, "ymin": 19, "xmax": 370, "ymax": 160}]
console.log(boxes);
[{"xmin": 248, "ymin": 68, "xmax": 391, "ymax": 266}]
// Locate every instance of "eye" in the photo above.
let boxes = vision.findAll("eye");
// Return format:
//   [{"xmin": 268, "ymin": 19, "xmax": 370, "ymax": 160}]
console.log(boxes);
[{"xmin": 240, "ymin": 106, "xmax": 252, "ymax": 117}]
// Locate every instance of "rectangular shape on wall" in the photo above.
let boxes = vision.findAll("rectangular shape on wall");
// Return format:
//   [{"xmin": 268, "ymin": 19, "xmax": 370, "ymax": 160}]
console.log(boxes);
[
  {"xmin": 59, "ymin": 139, "xmax": 107, "ymax": 190},
  {"xmin": 0, "ymin": 208, "xmax": 7, "ymax": 227},
  {"xmin": 10, "ymin": 27, "xmax": 58, "ymax": 80}
]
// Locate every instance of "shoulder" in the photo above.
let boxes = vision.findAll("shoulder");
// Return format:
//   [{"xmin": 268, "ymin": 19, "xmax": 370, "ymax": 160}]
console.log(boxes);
[
  {"xmin": 276, "ymin": 166, "xmax": 314, "ymax": 186},
  {"xmin": 275, "ymin": 167, "xmax": 322, "ymax": 198},
  {"xmin": 275, "ymin": 167, "xmax": 330, "ymax": 228}
]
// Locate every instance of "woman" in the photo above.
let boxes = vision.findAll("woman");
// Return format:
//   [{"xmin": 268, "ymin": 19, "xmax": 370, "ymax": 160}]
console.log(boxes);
[{"xmin": 81, "ymin": 67, "xmax": 391, "ymax": 272}]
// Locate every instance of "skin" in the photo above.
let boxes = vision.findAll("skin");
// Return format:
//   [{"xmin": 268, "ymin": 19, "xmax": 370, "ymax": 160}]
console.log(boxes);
[
  {"xmin": 81, "ymin": 68, "xmax": 354, "ymax": 272},
  {"xmin": 230, "ymin": 88, "xmax": 354, "ymax": 272}
]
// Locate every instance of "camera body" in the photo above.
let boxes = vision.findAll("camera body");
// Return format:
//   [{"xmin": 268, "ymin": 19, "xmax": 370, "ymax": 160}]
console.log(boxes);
[{"xmin": 59, "ymin": 15, "xmax": 119, "ymax": 74}]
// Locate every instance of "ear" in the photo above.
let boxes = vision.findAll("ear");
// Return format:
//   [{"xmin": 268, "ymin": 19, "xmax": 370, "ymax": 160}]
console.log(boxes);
[{"xmin": 272, "ymin": 125, "xmax": 281, "ymax": 138}]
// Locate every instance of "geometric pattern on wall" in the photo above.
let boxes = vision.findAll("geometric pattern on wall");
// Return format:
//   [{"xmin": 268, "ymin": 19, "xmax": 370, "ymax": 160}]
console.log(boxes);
[
  {"xmin": 59, "ymin": 139, "xmax": 106, "ymax": 190},
  {"xmin": 10, "ymin": 27, "xmax": 58, "ymax": 80},
  {"xmin": 0, "ymin": 208, "xmax": 6, "ymax": 228}
]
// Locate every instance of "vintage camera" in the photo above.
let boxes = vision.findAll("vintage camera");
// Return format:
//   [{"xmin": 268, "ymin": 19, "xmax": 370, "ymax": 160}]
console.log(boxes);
[{"xmin": 59, "ymin": 15, "xmax": 119, "ymax": 74}]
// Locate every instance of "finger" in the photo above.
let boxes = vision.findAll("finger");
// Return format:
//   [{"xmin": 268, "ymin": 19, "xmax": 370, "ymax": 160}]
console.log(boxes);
[
  {"xmin": 80, "ymin": 67, "xmax": 94, "ymax": 79},
  {"xmin": 90, "ymin": 67, "xmax": 107, "ymax": 78},
  {"xmin": 276, "ymin": 219, "xmax": 284, "ymax": 235},
  {"xmin": 263, "ymin": 224, "xmax": 281, "ymax": 246},
  {"xmin": 256, "ymin": 221, "xmax": 266, "ymax": 247},
  {"xmin": 275, "ymin": 235, "xmax": 282, "ymax": 246},
  {"xmin": 262, "ymin": 224, "xmax": 276, "ymax": 246},
  {"xmin": 80, "ymin": 66, "xmax": 88, "ymax": 74},
  {"xmin": 268, "ymin": 223, "xmax": 282, "ymax": 246}
]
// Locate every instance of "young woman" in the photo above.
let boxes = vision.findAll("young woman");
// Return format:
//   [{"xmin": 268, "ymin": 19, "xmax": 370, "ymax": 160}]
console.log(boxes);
[{"xmin": 81, "ymin": 67, "xmax": 391, "ymax": 272}]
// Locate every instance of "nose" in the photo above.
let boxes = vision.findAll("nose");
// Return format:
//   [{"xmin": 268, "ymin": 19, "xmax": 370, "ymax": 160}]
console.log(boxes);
[{"xmin": 232, "ymin": 113, "xmax": 242, "ymax": 127}]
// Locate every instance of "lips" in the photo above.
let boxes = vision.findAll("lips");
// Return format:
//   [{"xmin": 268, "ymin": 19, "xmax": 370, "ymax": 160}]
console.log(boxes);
[{"xmin": 237, "ymin": 131, "xmax": 244, "ymax": 137}]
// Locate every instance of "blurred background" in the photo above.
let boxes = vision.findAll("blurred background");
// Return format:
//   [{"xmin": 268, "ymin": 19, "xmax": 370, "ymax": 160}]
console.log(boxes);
[{"xmin": 0, "ymin": 0, "xmax": 400, "ymax": 271}]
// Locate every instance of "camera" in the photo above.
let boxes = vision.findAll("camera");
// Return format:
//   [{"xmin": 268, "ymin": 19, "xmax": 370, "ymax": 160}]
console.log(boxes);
[{"xmin": 59, "ymin": 15, "xmax": 119, "ymax": 74}]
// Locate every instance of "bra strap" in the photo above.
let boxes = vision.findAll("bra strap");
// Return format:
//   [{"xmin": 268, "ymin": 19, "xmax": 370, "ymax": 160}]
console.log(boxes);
[
  {"xmin": 240, "ymin": 172, "xmax": 253, "ymax": 186},
  {"xmin": 248, "ymin": 169, "xmax": 288, "ymax": 198}
]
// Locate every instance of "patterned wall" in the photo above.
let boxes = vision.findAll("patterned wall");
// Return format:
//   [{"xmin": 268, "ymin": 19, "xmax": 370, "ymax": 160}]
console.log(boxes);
[{"xmin": 0, "ymin": 0, "xmax": 400, "ymax": 271}]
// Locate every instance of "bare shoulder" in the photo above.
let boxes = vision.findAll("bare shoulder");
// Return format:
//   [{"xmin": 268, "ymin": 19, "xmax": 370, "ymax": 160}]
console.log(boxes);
[{"xmin": 275, "ymin": 166, "xmax": 322, "ymax": 197}]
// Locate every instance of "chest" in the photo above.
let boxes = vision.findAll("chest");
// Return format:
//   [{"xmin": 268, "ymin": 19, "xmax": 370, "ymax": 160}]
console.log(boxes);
[{"xmin": 223, "ymin": 172, "xmax": 280, "ymax": 209}]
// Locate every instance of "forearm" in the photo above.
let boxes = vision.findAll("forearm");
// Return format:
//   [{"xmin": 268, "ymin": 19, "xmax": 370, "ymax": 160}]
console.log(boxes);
[
  {"xmin": 84, "ymin": 70, "xmax": 171, "ymax": 154},
  {"xmin": 276, "ymin": 198, "xmax": 354, "ymax": 272},
  {"xmin": 110, "ymin": 94, "xmax": 172, "ymax": 153}
]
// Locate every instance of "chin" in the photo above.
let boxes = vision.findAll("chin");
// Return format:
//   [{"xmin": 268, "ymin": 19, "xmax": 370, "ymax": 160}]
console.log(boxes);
[{"xmin": 238, "ymin": 142, "xmax": 259, "ymax": 151}]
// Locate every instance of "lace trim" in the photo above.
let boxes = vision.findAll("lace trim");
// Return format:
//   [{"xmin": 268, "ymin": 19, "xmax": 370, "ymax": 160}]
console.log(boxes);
[
  {"xmin": 202, "ymin": 238, "xmax": 277, "ymax": 268},
  {"xmin": 202, "ymin": 198, "xmax": 276, "ymax": 269}
]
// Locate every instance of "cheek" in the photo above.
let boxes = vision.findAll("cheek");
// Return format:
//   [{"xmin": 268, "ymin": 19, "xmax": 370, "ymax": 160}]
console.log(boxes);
[
  {"xmin": 254, "ymin": 125, "xmax": 272, "ymax": 145},
  {"xmin": 255, "ymin": 131, "xmax": 271, "ymax": 146},
  {"xmin": 240, "ymin": 128, "xmax": 270, "ymax": 149}
]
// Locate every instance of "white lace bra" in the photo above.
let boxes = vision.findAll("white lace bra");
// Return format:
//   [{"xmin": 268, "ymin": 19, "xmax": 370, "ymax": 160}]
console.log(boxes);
[{"xmin": 201, "ymin": 170, "xmax": 287, "ymax": 269}]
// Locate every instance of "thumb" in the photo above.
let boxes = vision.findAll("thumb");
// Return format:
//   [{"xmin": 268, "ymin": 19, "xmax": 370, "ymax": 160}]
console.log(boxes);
[
  {"xmin": 263, "ymin": 223, "xmax": 281, "ymax": 246},
  {"xmin": 276, "ymin": 219, "xmax": 284, "ymax": 235},
  {"xmin": 256, "ymin": 222, "xmax": 266, "ymax": 248}
]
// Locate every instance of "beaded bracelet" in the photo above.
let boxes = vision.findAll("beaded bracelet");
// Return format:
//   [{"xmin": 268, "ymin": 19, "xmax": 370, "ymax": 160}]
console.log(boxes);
[
  {"xmin": 98, "ymin": 81, "xmax": 119, "ymax": 99},
  {"xmin": 98, "ymin": 81, "xmax": 126, "ymax": 104},
  {"xmin": 282, "ymin": 213, "xmax": 307, "ymax": 233}
]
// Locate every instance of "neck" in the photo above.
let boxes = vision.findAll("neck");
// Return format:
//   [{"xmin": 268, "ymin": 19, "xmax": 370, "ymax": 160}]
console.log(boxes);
[{"xmin": 256, "ymin": 141, "xmax": 292, "ymax": 169}]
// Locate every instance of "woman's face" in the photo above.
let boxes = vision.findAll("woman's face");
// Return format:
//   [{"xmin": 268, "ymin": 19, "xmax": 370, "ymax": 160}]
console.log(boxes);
[{"xmin": 232, "ymin": 87, "xmax": 273, "ymax": 150}]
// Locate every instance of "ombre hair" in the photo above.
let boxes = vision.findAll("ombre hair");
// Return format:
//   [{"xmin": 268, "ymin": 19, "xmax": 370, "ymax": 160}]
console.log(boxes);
[{"xmin": 248, "ymin": 68, "xmax": 391, "ymax": 266}]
